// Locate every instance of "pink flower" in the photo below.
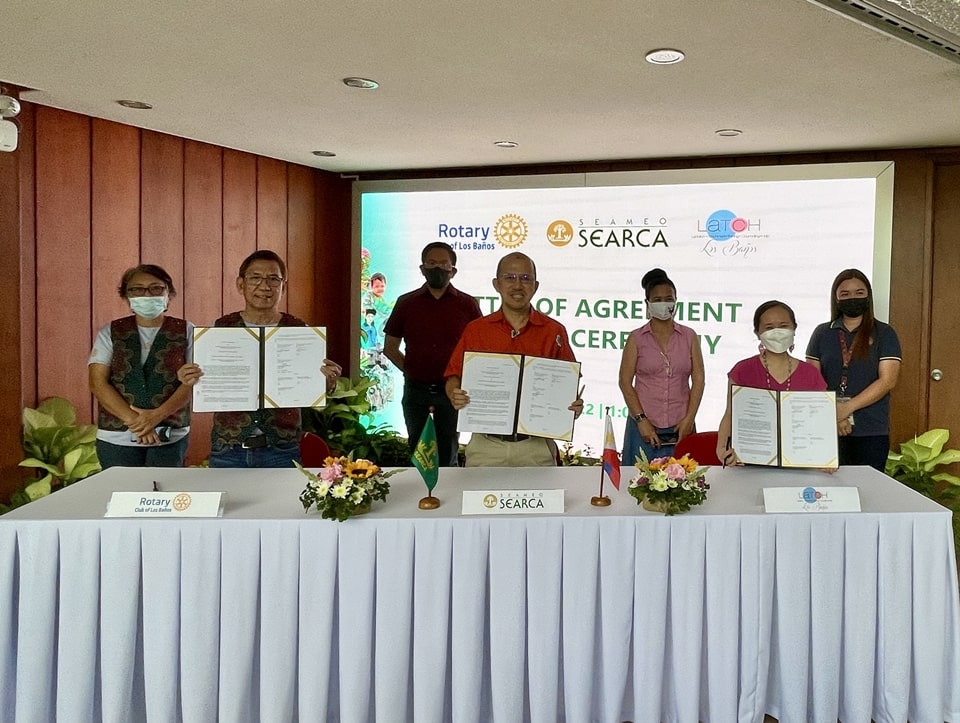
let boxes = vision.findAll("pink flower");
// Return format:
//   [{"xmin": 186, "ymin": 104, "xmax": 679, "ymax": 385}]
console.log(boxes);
[
  {"xmin": 664, "ymin": 463, "xmax": 686, "ymax": 481},
  {"xmin": 319, "ymin": 463, "xmax": 343, "ymax": 482}
]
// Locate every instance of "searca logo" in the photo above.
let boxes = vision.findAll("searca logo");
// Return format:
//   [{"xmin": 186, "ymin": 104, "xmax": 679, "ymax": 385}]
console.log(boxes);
[{"xmin": 699, "ymin": 209, "xmax": 760, "ymax": 241}]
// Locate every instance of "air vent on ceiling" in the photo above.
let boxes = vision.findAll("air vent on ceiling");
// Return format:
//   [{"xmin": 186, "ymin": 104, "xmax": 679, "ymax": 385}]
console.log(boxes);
[{"xmin": 808, "ymin": 0, "xmax": 960, "ymax": 64}]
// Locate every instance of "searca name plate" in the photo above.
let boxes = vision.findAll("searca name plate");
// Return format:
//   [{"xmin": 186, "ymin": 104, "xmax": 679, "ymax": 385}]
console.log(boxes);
[{"xmin": 462, "ymin": 489, "xmax": 564, "ymax": 515}]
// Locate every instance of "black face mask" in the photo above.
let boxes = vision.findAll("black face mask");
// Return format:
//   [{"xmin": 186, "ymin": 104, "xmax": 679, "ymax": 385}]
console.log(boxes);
[
  {"xmin": 838, "ymin": 297, "xmax": 870, "ymax": 318},
  {"xmin": 423, "ymin": 267, "xmax": 451, "ymax": 289}
]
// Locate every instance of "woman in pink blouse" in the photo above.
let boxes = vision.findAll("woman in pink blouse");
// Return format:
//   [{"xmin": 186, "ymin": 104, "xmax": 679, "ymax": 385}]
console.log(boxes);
[
  {"xmin": 717, "ymin": 300, "xmax": 826, "ymax": 466},
  {"xmin": 618, "ymin": 268, "xmax": 705, "ymax": 465}
]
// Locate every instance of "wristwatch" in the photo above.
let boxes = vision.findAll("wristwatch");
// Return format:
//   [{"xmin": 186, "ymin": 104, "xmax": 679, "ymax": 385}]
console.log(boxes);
[{"xmin": 633, "ymin": 412, "xmax": 646, "ymax": 423}]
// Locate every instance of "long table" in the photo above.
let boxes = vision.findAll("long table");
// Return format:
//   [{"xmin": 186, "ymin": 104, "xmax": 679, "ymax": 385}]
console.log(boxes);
[{"xmin": 2, "ymin": 465, "xmax": 959, "ymax": 722}]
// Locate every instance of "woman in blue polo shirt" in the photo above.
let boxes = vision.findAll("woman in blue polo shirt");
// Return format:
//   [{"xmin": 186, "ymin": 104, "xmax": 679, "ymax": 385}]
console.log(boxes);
[{"xmin": 806, "ymin": 269, "xmax": 901, "ymax": 471}]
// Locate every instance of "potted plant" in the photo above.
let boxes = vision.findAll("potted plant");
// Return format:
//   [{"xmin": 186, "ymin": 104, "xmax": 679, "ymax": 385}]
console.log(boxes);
[
  {"xmin": 886, "ymin": 428, "xmax": 960, "ymax": 554},
  {"xmin": 1, "ymin": 397, "xmax": 101, "ymax": 513},
  {"xmin": 301, "ymin": 377, "xmax": 410, "ymax": 467}
]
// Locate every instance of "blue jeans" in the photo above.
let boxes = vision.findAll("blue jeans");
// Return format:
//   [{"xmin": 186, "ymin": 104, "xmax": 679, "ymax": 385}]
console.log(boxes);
[
  {"xmin": 622, "ymin": 420, "xmax": 677, "ymax": 467},
  {"xmin": 209, "ymin": 443, "xmax": 301, "ymax": 468},
  {"xmin": 97, "ymin": 437, "xmax": 189, "ymax": 468}
]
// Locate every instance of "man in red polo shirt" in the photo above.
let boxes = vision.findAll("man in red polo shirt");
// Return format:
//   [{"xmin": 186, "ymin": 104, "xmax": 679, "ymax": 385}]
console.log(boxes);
[
  {"xmin": 444, "ymin": 251, "xmax": 583, "ymax": 466},
  {"xmin": 384, "ymin": 242, "xmax": 482, "ymax": 466}
]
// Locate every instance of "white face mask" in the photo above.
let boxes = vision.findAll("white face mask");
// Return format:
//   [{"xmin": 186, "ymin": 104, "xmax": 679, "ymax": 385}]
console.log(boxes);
[
  {"xmin": 648, "ymin": 301, "xmax": 676, "ymax": 320},
  {"xmin": 758, "ymin": 327, "xmax": 795, "ymax": 354},
  {"xmin": 129, "ymin": 295, "xmax": 168, "ymax": 320}
]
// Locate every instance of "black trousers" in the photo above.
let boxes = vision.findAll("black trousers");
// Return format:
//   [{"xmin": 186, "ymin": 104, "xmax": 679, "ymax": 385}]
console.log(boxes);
[
  {"xmin": 838, "ymin": 434, "xmax": 890, "ymax": 472},
  {"xmin": 402, "ymin": 380, "xmax": 460, "ymax": 467}
]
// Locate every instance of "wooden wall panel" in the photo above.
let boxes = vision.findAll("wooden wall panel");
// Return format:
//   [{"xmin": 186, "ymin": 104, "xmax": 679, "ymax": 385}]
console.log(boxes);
[
  {"xmin": 286, "ymin": 164, "xmax": 316, "ymax": 323},
  {"xmin": 222, "ymin": 150, "xmax": 257, "ymax": 311},
  {"xmin": 888, "ymin": 153, "xmax": 933, "ymax": 443},
  {"xmin": 2, "ymin": 105, "xmax": 350, "ymax": 499},
  {"xmin": 91, "ymin": 120, "xmax": 141, "ymax": 332},
  {"xmin": 256, "ymin": 157, "xmax": 288, "ymax": 254},
  {"xmin": 141, "ymin": 131, "xmax": 185, "ymax": 318},
  {"xmin": 314, "ymin": 173, "xmax": 353, "ymax": 368},
  {"xmin": 183, "ymin": 141, "xmax": 224, "ymax": 324},
  {"xmin": 182, "ymin": 141, "xmax": 224, "ymax": 463},
  {"xmin": 34, "ymin": 107, "xmax": 92, "ymax": 417},
  {"xmin": 0, "ymin": 101, "xmax": 30, "ymax": 498},
  {"xmin": 17, "ymin": 102, "xmax": 37, "ymax": 415}
]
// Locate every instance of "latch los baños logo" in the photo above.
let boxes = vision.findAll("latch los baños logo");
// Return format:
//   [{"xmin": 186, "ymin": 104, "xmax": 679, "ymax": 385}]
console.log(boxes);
[{"xmin": 697, "ymin": 209, "xmax": 765, "ymax": 258}]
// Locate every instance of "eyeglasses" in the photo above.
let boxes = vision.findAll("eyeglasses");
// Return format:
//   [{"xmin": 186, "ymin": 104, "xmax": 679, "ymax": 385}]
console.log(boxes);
[
  {"xmin": 244, "ymin": 275, "xmax": 284, "ymax": 288},
  {"xmin": 423, "ymin": 262, "xmax": 453, "ymax": 270},
  {"xmin": 127, "ymin": 284, "xmax": 167, "ymax": 297},
  {"xmin": 498, "ymin": 273, "xmax": 535, "ymax": 285}
]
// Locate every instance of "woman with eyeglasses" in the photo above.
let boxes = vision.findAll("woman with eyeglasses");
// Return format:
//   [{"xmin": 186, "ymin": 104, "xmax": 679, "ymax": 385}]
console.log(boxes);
[
  {"xmin": 618, "ymin": 268, "xmax": 705, "ymax": 465},
  {"xmin": 88, "ymin": 264, "xmax": 193, "ymax": 468}
]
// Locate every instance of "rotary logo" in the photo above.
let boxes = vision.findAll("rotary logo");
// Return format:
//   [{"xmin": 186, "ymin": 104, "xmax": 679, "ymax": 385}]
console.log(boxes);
[
  {"xmin": 546, "ymin": 220, "xmax": 573, "ymax": 246},
  {"xmin": 173, "ymin": 493, "xmax": 192, "ymax": 512},
  {"xmin": 493, "ymin": 213, "xmax": 528, "ymax": 248},
  {"xmin": 483, "ymin": 493, "xmax": 498, "ymax": 509}
]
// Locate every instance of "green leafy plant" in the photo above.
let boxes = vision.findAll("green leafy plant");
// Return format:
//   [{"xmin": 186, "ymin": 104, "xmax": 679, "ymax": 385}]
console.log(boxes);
[
  {"xmin": 886, "ymin": 428, "xmax": 960, "ymax": 551},
  {"xmin": 1, "ymin": 397, "xmax": 101, "ymax": 512},
  {"xmin": 559, "ymin": 442, "xmax": 600, "ymax": 467},
  {"xmin": 301, "ymin": 377, "xmax": 410, "ymax": 467}
]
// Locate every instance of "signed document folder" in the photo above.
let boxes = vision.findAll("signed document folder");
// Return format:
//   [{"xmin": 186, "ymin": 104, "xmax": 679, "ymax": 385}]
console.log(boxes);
[
  {"xmin": 192, "ymin": 326, "xmax": 328, "ymax": 412},
  {"xmin": 731, "ymin": 385, "xmax": 838, "ymax": 468},
  {"xmin": 456, "ymin": 351, "xmax": 581, "ymax": 441}
]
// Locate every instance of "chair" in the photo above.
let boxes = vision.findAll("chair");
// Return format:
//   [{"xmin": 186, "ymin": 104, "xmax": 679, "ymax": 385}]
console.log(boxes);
[
  {"xmin": 300, "ymin": 432, "xmax": 331, "ymax": 466},
  {"xmin": 673, "ymin": 431, "xmax": 722, "ymax": 466}
]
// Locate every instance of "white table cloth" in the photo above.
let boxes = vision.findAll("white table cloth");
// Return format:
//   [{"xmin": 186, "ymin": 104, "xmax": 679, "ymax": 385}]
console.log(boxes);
[{"xmin": 2, "ymin": 465, "xmax": 958, "ymax": 723}]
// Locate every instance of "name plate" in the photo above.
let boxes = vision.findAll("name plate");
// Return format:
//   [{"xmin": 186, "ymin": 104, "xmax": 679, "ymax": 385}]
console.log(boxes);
[
  {"xmin": 462, "ymin": 489, "xmax": 564, "ymax": 515},
  {"xmin": 762, "ymin": 486, "xmax": 861, "ymax": 513},
  {"xmin": 105, "ymin": 491, "xmax": 225, "ymax": 518}
]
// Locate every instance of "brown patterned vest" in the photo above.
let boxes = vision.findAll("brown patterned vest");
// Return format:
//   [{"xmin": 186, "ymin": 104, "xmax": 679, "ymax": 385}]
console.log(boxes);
[
  {"xmin": 98, "ymin": 316, "xmax": 190, "ymax": 431},
  {"xmin": 209, "ymin": 311, "xmax": 307, "ymax": 449}
]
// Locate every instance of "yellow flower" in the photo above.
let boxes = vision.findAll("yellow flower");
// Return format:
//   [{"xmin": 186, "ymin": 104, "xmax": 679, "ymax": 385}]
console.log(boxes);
[{"xmin": 344, "ymin": 459, "xmax": 380, "ymax": 480}]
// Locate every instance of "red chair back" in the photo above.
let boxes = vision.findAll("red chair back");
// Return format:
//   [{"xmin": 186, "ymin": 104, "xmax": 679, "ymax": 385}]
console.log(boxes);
[
  {"xmin": 673, "ymin": 431, "xmax": 722, "ymax": 466},
  {"xmin": 300, "ymin": 432, "xmax": 331, "ymax": 466}
]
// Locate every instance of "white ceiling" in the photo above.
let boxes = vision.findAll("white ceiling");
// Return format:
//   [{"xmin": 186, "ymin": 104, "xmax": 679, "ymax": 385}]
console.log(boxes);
[{"xmin": 5, "ymin": 0, "xmax": 960, "ymax": 174}]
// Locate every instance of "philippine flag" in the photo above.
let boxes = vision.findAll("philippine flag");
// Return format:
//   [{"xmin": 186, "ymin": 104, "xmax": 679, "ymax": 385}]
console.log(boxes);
[{"xmin": 602, "ymin": 411, "xmax": 621, "ymax": 490}]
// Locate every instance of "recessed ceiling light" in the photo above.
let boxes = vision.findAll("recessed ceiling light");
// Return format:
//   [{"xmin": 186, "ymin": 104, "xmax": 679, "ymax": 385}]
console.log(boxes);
[
  {"xmin": 116, "ymin": 99, "xmax": 152, "ymax": 109},
  {"xmin": 715, "ymin": 128, "xmax": 743, "ymax": 137},
  {"xmin": 493, "ymin": 140, "xmax": 518, "ymax": 148},
  {"xmin": 644, "ymin": 48, "xmax": 685, "ymax": 65},
  {"xmin": 311, "ymin": 150, "xmax": 337, "ymax": 157},
  {"xmin": 342, "ymin": 77, "xmax": 379, "ymax": 90}
]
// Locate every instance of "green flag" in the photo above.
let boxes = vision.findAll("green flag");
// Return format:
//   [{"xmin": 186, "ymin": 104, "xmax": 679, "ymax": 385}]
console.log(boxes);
[{"xmin": 412, "ymin": 413, "xmax": 440, "ymax": 493}]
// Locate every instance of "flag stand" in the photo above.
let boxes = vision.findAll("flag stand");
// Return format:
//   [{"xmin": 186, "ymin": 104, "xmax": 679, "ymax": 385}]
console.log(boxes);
[
  {"xmin": 413, "ymin": 409, "xmax": 441, "ymax": 510},
  {"xmin": 418, "ymin": 493, "xmax": 440, "ymax": 510},
  {"xmin": 591, "ymin": 463, "xmax": 611, "ymax": 507},
  {"xmin": 592, "ymin": 406, "xmax": 620, "ymax": 506}
]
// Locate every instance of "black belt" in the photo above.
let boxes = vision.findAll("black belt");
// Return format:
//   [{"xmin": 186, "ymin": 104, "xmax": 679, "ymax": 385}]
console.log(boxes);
[
  {"xmin": 407, "ymin": 380, "xmax": 445, "ymax": 393},
  {"xmin": 241, "ymin": 434, "xmax": 268, "ymax": 449},
  {"xmin": 484, "ymin": 433, "xmax": 531, "ymax": 442}
]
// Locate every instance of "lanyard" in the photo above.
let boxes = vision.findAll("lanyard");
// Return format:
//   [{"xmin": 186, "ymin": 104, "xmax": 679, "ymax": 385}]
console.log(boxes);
[{"xmin": 837, "ymin": 328, "xmax": 853, "ymax": 395}]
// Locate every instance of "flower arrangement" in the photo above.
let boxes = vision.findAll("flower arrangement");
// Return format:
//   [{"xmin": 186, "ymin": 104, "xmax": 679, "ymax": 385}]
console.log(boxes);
[
  {"xmin": 296, "ymin": 456, "xmax": 401, "ymax": 521},
  {"xmin": 627, "ymin": 448, "xmax": 709, "ymax": 515}
]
